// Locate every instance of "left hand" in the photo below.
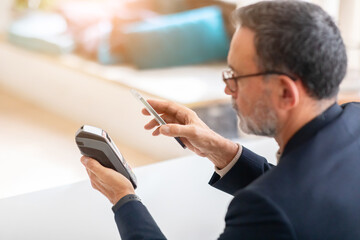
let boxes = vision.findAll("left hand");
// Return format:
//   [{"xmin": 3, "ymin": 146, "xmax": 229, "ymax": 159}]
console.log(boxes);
[{"xmin": 81, "ymin": 156, "xmax": 135, "ymax": 205}]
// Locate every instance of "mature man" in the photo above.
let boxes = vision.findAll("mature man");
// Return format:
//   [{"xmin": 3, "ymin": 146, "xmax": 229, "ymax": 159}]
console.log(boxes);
[{"xmin": 81, "ymin": 1, "xmax": 360, "ymax": 239}]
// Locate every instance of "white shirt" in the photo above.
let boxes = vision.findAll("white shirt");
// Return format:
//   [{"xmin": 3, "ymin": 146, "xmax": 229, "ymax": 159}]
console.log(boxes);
[{"xmin": 215, "ymin": 143, "xmax": 281, "ymax": 178}]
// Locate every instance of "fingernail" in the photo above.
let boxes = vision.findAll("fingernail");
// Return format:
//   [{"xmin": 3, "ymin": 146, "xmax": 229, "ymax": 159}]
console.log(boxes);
[
  {"xmin": 81, "ymin": 156, "xmax": 89, "ymax": 165},
  {"xmin": 161, "ymin": 125, "xmax": 170, "ymax": 134}
]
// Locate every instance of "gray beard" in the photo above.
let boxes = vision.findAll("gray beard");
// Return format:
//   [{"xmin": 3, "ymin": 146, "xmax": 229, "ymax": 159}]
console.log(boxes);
[{"xmin": 232, "ymin": 98, "xmax": 277, "ymax": 137}]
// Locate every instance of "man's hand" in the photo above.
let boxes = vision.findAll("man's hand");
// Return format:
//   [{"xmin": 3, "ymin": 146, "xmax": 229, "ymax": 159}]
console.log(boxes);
[
  {"xmin": 142, "ymin": 99, "xmax": 239, "ymax": 169},
  {"xmin": 81, "ymin": 156, "xmax": 135, "ymax": 205}
]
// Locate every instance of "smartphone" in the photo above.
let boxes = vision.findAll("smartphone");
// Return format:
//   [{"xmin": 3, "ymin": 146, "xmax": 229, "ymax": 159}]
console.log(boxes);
[
  {"xmin": 131, "ymin": 89, "xmax": 186, "ymax": 149},
  {"xmin": 75, "ymin": 125, "xmax": 137, "ymax": 189}
]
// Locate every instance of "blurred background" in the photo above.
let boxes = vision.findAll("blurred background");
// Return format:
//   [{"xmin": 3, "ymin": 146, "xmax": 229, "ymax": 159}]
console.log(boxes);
[{"xmin": 0, "ymin": 0, "xmax": 360, "ymax": 199}]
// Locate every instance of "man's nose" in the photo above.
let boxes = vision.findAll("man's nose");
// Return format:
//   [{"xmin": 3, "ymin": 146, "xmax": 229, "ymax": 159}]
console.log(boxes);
[{"xmin": 224, "ymin": 86, "xmax": 236, "ymax": 97}]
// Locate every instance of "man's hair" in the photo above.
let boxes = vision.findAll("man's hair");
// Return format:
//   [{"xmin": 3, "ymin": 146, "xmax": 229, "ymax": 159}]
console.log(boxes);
[{"xmin": 234, "ymin": 0, "xmax": 347, "ymax": 99}]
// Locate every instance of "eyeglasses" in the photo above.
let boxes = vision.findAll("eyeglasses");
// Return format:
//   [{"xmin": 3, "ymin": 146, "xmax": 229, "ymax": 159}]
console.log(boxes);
[{"xmin": 222, "ymin": 68, "xmax": 297, "ymax": 93}]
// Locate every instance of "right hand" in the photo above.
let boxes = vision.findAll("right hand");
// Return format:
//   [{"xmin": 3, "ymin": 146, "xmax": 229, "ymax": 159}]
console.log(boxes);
[{"xmin": 142, "ymin": 99, "xmax": 239, "ymax": 169}]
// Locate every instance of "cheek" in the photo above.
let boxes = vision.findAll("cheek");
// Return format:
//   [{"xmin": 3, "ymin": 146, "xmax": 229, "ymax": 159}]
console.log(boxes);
[
  {"xmin": 234, "ymin": 88, "xmax": 252, "ymax": 114},
  {"xmin": 236, "ymin": 83, "xmax": 266, "ymax": 115}
]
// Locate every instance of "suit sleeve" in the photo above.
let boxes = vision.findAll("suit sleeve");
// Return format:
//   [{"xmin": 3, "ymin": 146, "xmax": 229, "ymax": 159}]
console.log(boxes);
[
  {"xmin": 218, "ymin": 189, "xmax": 295, "ymax": 240},
  {"xmin": 209, "ymin": 147, "xmax": 274, "ymax": 195},
  {"xmin": 114, "ymin": 200, "xmax": 167, "ymax": 240}
]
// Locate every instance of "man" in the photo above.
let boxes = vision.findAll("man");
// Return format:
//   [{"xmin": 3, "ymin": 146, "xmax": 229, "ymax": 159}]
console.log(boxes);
[{"xmin": 81, "ymin": 1, "xmax": 360, "ymax": 239}]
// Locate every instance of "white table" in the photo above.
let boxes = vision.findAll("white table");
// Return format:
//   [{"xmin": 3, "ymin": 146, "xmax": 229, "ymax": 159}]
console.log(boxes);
[{"xmin": 0, "ymin": 138, "xmax": 278, "ymax": 240}]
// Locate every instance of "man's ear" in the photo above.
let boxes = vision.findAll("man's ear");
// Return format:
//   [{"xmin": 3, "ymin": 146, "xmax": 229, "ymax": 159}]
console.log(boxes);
[{"xmin": 276, "ymin": 76, "xmax": 300, "ymax": 110}]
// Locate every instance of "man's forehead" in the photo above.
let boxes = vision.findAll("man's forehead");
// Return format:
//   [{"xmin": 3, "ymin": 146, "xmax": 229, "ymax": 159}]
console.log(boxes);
[{"xmin": 227, "ymin": 27, "xmax": 258, "ymax": 73}]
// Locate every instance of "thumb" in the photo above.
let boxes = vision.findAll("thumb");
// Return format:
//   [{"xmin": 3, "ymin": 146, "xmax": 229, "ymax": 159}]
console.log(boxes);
[
  {"xmin": 160, "ymin": 124, "xmax": 194, "ymax": 138},
  {"xmin": 81, "ymin": 156, "xmax": 112, "ymax": 179}
]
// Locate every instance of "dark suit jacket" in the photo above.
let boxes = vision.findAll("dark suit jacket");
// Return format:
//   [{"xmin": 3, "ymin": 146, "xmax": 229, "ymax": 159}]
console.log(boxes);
[{"xmin": 114, "ymin": 102, "xmax": 360, "ymax": 239}]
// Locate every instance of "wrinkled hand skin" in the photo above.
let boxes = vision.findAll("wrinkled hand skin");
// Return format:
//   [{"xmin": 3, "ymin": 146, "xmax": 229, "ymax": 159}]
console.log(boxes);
[{"xmin": 142, "ymin": 99, "xmax": 240, "ymax": 169}]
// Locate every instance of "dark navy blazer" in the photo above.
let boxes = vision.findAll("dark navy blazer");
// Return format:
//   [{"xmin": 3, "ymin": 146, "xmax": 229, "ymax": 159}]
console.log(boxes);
[{"xmin": 114, "ymin": 102, "xmax": 360, "ymax": 239}]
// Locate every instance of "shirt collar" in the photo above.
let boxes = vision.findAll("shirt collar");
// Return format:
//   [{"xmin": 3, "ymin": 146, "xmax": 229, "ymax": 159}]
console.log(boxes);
[{"xmin": 280, "ymin": 103, "xmax": 343, "ymax": 159}]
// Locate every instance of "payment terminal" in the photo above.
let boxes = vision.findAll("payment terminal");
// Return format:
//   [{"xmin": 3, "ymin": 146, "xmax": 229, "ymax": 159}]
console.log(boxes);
[{"xmin": 75, "ymin": 125, "xmax": 137, "ymax": 189}]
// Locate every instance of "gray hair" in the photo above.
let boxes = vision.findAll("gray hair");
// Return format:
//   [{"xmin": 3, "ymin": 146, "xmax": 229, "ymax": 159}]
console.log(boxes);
[{"xmin": 234, "ymin": 0, "xmax": 347, "ymax": 99}]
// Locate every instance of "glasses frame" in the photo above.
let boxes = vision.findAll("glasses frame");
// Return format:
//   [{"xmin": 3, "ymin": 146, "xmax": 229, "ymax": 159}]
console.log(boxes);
[{"xmin": 222, "ymin": 68, "xmax": 297, "ymax": 93}]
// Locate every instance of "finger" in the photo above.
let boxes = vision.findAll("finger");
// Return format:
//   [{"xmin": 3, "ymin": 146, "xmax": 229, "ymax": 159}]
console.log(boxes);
[
  {"xmin": 81, "ymin": 157, "xmax": 114, "ymax": 181},
  {"xmin": 144, "ymin": 114, "xmax": 178, "ymax": 131},
  {"xmin": 89, "ymin": 173, "xmax": 101, "ymax": 190},
  {"xmin": 88, "ymin": 175, "xmax": 111, "ymax": 199},
  {"xmin": 159, "ymin": 124, "xmax": 198, "ymax": 138},
  {"xmin": 147, "ymin": 100, "xmax": 191, "ymax": 122},
  {"xmin": 142, "ymin": 99, "xmax": 197, "ymax": 127},
  {"xmin": 81, "ymin": 157, "xmax": 99, "ymax": 172},
  {"xmin": 86, "ymin": 167, "xmax": 103, "ymax": 186},
  {"xmin": 140, "ymin": 100, "xmax": 169, "ymax": 115},
  {"xmin": 151, "ymin": 113, "xmax": 183, "ymax": 135},
  {"xmin": 86, "ymin": 168, "xmax": 102, "ymax": 190},
  {"xmin": 152, "ymin": 126, "xmax": 161, "ymax": 136},
  {"xmin": 141, "ymin": 108, "xmax": 150, "ymax": 116},
  {"xmin": 144, "ymin": 99, "xmax": 171, "ymax": 114},
  {"xmin": 81, "ymin": 155, "xmax": 89, "ymax": 165},
  {"xmin": 161, "ymin": 114, "xmax": 178, "ymax": 124},
  {"xmin": 81, "ymin": 157, "xmax": 134, "ymax": 205},
  {"xmin": 86, "ymin": 168, "xmax": 92, "ymax": 177},
  {"xmin": 144, "ymin": 118, "xmax": 160, "ymax": 130}
]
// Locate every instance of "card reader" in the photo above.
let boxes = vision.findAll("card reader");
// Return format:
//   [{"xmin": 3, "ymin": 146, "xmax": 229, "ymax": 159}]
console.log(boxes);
[{"xmin": 75, "ymin": 125, "xmax": 137, "ymax": 189}]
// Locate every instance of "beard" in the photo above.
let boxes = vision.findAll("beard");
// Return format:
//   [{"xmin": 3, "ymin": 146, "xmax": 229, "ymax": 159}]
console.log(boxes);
[{"xmin": 232, "ymin": 96, "xmax": 278, "ymax": 137}]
